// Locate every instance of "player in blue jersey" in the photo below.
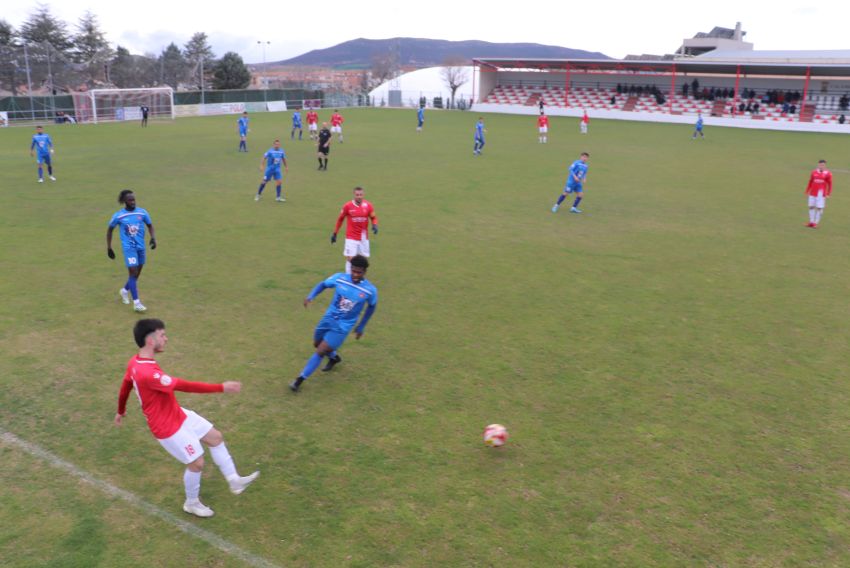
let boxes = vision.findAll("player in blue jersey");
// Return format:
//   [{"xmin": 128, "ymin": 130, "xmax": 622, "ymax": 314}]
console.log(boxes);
[
  {"xmin": 107, "ymin": 190, "xmax": 157, "ymax": 312},
  {"xmin": 255, "ymin": 139, "xmax": 289, "ymax": 202},
  {"xmin": 237, "ymin": 112, "xmax": 249, "ymax": 152},
  {"xmin": 417, "ymin": 106, "xmax": 425, "ymax": 132},
  {"xmin": 289, "ymin": 255, "xmax": 378, "ymax": 393},
  {"xmin": 692, "ymin": 113, "xmax": 704, "ymax": 139},
  {"xmin": 552, "ymin": 152, "xmax": 590, "ymax": 214},
  {"xmin": 30, "ymin": 125, "xmax": 55, "ymax": 183},
  {"xmin": 291, "ymin": 110, "xmax": 303, "ymax": 141},
  {"xmin": 473, "ymin": 117, "xmax": 486, "ymax": 155}
]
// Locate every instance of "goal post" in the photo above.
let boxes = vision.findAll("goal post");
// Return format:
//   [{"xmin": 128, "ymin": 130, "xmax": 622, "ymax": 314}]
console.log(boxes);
[{"xmin": 87, "ymin": 87, "xmax": 175, "ymax": 124}]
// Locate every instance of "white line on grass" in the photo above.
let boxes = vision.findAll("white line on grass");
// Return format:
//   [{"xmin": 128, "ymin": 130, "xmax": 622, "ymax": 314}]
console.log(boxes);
[{"xmin": 0, "ymin": 429, "xmax": 281, "ymax": 568}]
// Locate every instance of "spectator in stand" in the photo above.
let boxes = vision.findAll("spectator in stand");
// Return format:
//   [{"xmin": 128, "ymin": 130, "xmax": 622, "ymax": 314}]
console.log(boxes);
[
  {"xmin": 753, "ymin": 102, "xmax": 760, "ymax": 114},
  {"xmin": 683, "ymin": 83, "xmax": 689, "ymax": 97},
  {"xmin": 839, "ymin": 94, "xmax": 849, "ymax": 111},
  {"xmin": 610, "ymin": 95, "xmax": 617, "ymax": 105},
  {"xmin": 692, "ymin": 78, "xmax": 700, "ymax": 94},
  {"xmin": 790, "ymin": 104, "xmax": 796, "ymax": 115},
  {"xmin": 840, "ymin": 115, "xmax": 846, "ymax": 125},
  {"xmin": 782, "ymin": 102, "xmax": 790, "ymax": 114},
  {"xmin": 739, "ymin": 102, "xmax": 746, "ymax": 113}
]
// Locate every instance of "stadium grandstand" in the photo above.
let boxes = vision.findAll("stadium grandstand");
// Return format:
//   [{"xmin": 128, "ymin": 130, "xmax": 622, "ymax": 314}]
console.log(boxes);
[{"xmin": 472, "ymin": 23, "xmax": 850, "ymax": 133}]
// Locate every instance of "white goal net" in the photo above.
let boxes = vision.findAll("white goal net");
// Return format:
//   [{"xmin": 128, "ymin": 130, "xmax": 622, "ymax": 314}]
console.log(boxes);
[{"xmin": 86, "ymin": 87, "xmax": 175, "ymax": 124}]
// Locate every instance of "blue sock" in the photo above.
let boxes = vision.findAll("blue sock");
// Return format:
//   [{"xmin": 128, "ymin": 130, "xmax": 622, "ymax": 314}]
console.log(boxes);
[
  {"xmin": 556, "ymin": 194, "xmax": 566, "ymax": 205},
  {"xmin": 38, "ymin": 166, "xmax": 43, "ymax": 178},
  {"xmin": 48, "ymin": 165, "xmax": 53, "ymax": 175},
  {"xmin": 573, "ymin": 197, "xmax": 582, "ymax": 208},
  {"xmin": 257, "ymin": 183, "xmax": 266, "ymax": 195},
  {"xmin": 300, "ymin": 353, "xmax": 324, "ymax": 379},
  {"xmin": 127, "ymin": 276, "xmax": 139, "ymax": 300},
  {"xmin": 276, "ymin": 185, "xmax": 281, "ymax": 198}
]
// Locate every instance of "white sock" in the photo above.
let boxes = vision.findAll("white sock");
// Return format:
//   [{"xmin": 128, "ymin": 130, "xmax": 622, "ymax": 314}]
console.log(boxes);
[
  {"xmin": 815, "ymin": 209, "xmax": 823, "ymax": 223},
  {"xmin": 209, "ymin": 442, "xmax": 237, "ymax": 479},
  {"xmin": 345, "ymin": 261, "xmax": 351, "ymax": 274},
  {"xmin": 133, "ymin": 299, "xmax": 142, "ymax": 306},
  {"xmin": 184, "ymin": 469, "xmax": 201, "ymax": 500},
  {"xmin": 809, "ymin": 208, "xmax": 817, "ymax": 223}
]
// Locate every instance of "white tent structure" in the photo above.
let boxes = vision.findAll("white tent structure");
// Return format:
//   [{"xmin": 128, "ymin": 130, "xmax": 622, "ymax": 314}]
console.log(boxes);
[{"xmin": 369, "ymin": 66, "xmax": 477, "ymax": 108}]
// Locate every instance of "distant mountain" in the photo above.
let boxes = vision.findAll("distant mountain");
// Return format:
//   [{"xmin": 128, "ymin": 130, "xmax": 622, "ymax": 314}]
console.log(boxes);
[{"xmin": 275, "ymin": 38, "xmax": 609, "ymax": 69}]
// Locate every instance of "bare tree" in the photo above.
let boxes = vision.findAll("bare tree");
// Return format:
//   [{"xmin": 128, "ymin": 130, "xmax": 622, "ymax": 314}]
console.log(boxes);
[
  {"xmin": 441, "ymin": 57, "xmax": 469, "ymax": 109},
  {"xmin": 360, "ymin": 52, "xmax": 399, "ymax": 94}
]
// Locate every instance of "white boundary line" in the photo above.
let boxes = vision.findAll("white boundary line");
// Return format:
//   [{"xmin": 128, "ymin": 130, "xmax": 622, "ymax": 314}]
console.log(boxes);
[{"xmin": 0, "ymin": 429, "xmax": 281, "ymax": 568}]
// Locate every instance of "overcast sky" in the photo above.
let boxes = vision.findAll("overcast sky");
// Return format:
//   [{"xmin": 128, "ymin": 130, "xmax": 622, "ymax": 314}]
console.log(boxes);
[{"xmin": 4, "ymin": 1, "xmax": 848, "ymax": 63}]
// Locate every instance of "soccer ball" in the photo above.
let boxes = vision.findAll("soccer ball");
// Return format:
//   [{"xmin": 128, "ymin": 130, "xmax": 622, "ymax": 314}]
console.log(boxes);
[{"xmin": 483, "ymin": 424, "xmax": 508, "ymax": 447}]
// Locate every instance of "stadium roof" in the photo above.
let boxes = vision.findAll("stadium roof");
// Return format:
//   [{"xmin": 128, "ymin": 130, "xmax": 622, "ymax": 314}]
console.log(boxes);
[
  {"xmin": 472, "ymin": 57, "xmax": 850, "ymax": 78},
  {"xmin": 696, "ymin": 49, "xmax": 850, "ymax": 64}
]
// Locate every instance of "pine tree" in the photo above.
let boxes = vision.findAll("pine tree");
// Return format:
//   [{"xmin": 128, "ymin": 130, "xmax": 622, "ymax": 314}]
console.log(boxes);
[{"xmin": 212, "ymin": 52, "xmax": 251, "ymax": 90}]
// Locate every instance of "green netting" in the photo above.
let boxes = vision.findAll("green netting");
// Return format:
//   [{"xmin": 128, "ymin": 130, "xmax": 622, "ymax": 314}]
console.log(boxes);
[
  {"xmin": 0, "ymin": 95, "xmax": 76, "ymax": 121},
  {"xmin": 173, "ymin": 89, "xmax": 323, "ymax": 105}
]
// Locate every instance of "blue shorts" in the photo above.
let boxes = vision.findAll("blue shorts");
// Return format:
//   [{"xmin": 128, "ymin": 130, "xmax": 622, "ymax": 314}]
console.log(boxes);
[
  {"xmin": 418, "ymin": 118, "xmax": 424, "ymax": 127},
  {"xmin": 565, "ymin": 184, "xmax": 583, "ymax": 194},
  {"xmin": 313, "ymin": 316, "xmax": 353, "ymax": 350},
  {"xmin": 293, "ymin": 122, "xmax": 302, "ymax": 128},
  {"xmin": 123, "ymin": 246, "xmax": 146, "ymax": 268},
  {"xmin": 264, "ymin": 167, "xmax": 282, "ymax": 181},
  {"xmin": 36, "ymin": 153, "xmax": 51, "ymax": 165},
  {"xmin": 239, "ymin": 130, "xmax": 248, "ymax": 138}
]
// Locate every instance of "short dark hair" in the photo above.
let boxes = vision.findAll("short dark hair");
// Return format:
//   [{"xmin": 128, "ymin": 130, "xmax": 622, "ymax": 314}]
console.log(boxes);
[
  {"xmin": 353, "ymin": 186, "xmax": 364, "ymax": 192},
  {"xmin": 118, "ymin": 189, "xmax": 134, "ymax": 204},
  {"xmin": 581, "ymin": 152, "xmax": 590, "ymax": 158},
  {"xmin": 134, "ymin": 319, "xmax": 165, "ymax": 347},
  {"xmin": 350, "ymin": 255, "xmax": 369, "ymax": 270},
  {"xmin": 819, "ymin": 159, "xmax": 827, "ymax": 164}
]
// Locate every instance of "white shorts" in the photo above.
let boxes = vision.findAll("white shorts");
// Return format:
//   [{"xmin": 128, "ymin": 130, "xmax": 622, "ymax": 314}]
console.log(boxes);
[
  {"xmin": 331, "ymin": 125, "xmax": 342, "ymax": 133},
  {"xmin": 539, "ymin": 126, "xmax": 548, "ymax": 133},
  {"xmin": 808, "ymin": 191, "xmax": 826, "ymax": 208},
  {"xmin": 344, "ymin": 238, "xmax": 370, "ymax": 257},
  {"xmin": 157, "ymin": 409, "xmax": 213, "ymax": 464},
  {"xmin": 309, "ymin": 123, "xmax": 317, "ymax": 131},
  {"xmin": 580, "ymin": 122, "xmax": 588, "ymax": 133}
]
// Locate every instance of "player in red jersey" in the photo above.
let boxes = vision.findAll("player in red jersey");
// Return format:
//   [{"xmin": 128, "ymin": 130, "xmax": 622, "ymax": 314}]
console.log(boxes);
[
  {"xmin": 537, "ymin": 111, "xmax": 549, "ymax": 144},
  {"xmin": 580, "ymin": 110, "xmax": 589, "ymax": 134},
  {"xmin": 331, "ymin": 186, "xmax": 378, "ymax": 274},
  {"xmin": 114, "ymin": 319, "xmax": 259, "ymax": 518},
  {"xmin": 805, "ymin": 159, "xmax": 833, "ymax": 228},
  {"xmin": 330, "ymin": 109, "xmax": 344, "ymax": 143},
  {"xmin": 306, "ymin": 108, "xmax": 319, "ymax": 140}
]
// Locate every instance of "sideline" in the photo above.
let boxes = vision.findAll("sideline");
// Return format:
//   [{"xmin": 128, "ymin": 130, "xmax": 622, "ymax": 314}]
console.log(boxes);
[{"xmin": 0, "ymin": 429, "xmax": 281, "ymax": 568}]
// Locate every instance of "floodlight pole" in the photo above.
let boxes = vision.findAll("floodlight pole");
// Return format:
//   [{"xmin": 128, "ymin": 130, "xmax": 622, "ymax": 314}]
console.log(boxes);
[
  {"xmin": 23, "ymin": 43, "xmax": 35, "ymax": 120},
  {"xmin": 257, "ymin": 41, "xmax": 270, "ymax": 103},
  {"xmin": 200, "ymin": 58, "xmax": 205, "ymax": 106}
]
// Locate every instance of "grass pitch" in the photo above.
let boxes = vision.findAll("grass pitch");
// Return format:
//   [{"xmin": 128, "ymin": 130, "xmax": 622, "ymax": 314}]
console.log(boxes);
[{"xmin": 2, "ymin": 108, "xmax": 850, "ymax": 567}]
